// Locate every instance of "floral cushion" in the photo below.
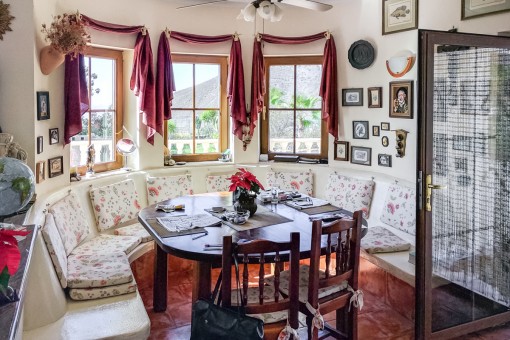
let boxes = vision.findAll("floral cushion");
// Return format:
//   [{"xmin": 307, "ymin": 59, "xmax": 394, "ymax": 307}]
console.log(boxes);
[
  {"xmin": 89, "ymin": 179, "xmax": 142, "ymax": 231},
  {"xmin": 361, "ymin": 225, "xmax": 411, "ymax": 254},
  {"xmin": 114, "ymin": 223, "xmax": 152, "ymax": 243},
  {"xmin": 325, "ymin": 173, "xmax": 375, "ymax": 218},
  {"xmin": 67, "ymin": 252, "xmax": 133, "ymax": 288},
  {"xmin": 146, "ymin": 175, "xmax": 193, "ymax": 206},
  {"xmin": 230, "ymin": 285, "xmax": 287, "ymax": 324},
  {"xmin": 380, "ymin": 184, "xmax": 416, "ymax": 235},
  {"xmin": 49, "ymin": 193, "xmax": 90, "ymax": 256},
  {"xmin": 41, "ymin": 213, "xmax": 68, "ymax": 288},
  {"xmin": 69, "ymin": 281, "xmax": 137, "ymax": 301},
  {"xmin": 266, "ymin": 171, "xmax": 313, "ymax": 196},
  {"xmin": 206, "ymin": 174, "xmax": 232, "ymax": 192},
  {"xmin": 71, "ymin": 235, "xmax": 141, "ymax": 256}
]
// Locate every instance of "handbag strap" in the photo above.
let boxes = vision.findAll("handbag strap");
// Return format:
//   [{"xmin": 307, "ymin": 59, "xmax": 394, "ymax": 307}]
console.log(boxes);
[
  {"xmin": 232, "ymin": 246, "xmax": 245, "ymax": 308},
  {"xmin": 211, "ymin": 270, "xmax": 222, "ymax": 304}
]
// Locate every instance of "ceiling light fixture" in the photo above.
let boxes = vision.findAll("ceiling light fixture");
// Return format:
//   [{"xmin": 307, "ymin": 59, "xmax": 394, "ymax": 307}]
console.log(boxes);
[{"xmin": 238, "ymin": 1, "xmax": 283, "ymax": 22}]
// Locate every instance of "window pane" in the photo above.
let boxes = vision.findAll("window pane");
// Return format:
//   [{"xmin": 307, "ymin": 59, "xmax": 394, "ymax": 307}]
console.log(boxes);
[
  {"xmin": 296, "ymin": 65, "xmax": 322, "ymax": 109},
  {"xmin": 195, "ymin": 64, "xmax": 220, "ymax": 108},
  {"xmin": 91, "ymin": 111, "xmax": 115, "ymax": 163},
  {"xmin": 173, "ymin": 63, "xmax": 193, "ymax": 108},
  {"xmin": 269, "ymin": 65, "xmax": 294, "ymax": 108},
  {"xmin": 70, "ymin": 115, "xmax": 90, "ymax": 167},
  {"xmin": 269, "ymin": 110, "xmax": 294, "ymax": 153},
  {"xmin": 195, "ymin": 110, "xmax": 219, "ymax": 154},
  {"xmin": 89, "ymin": 57, "xmax": 115, "ymax": 111},
  {"xmin": 168, "ymin": 110, "xmax": 193, "ymax": 155},
  {"xmin": 296, "ymin": 110, "xmax": 321, "ymax": 154}
]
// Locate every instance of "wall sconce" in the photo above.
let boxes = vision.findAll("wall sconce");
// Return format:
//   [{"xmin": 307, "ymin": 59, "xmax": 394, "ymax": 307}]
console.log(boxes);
[
  {"xmin": 395, "ymin": 129, "xmax": 409, "ymax": 158},
  {"xmin": 386, "ymin": 50, "xmax": 415, "ymax": 78}
]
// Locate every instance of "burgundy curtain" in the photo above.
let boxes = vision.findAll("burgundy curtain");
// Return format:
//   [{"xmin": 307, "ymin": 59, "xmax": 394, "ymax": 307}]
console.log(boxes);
[
  {"xmin": 64, "ymin": 54, "xmax": 89, "ymax": 144},
  {"xmin": 156, "ymin": 32, "xmax": 174, "ymax": 133},
  {"xmin": 250, "ymin": 32, "xmax": 339, "ymax": 139}
]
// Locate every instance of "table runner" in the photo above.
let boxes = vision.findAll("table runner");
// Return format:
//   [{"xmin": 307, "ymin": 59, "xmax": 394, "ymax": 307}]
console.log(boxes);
[{"xmin": 207, "ymin": 205, "xmax": 293, "ymax": 232}]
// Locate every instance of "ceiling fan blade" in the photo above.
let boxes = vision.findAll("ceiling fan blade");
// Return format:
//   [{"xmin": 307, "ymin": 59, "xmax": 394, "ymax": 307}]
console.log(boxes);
[
  {"xmin": 278, "ymin": 0, "xmax": 333, "ymax": 12},
  {"xmin": 176, "ymin": 0, "xmax": 230, "ymax": 10}
]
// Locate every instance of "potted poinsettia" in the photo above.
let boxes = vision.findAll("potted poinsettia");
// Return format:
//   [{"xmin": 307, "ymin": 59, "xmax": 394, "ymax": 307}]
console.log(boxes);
[
  {"xmin": 0, "ymin": 227, "xmax": 30, "ymax": 304},
  {"xmin": 228, "ymin": 168, "xmax": 264, "ymax": 217}
]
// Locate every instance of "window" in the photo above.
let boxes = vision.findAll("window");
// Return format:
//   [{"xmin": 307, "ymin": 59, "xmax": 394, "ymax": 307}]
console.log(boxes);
[
  {"xmin": 261, "ymin": 56, "xmax": 327, "ymax": 160},
  {"xmin": 166, "ymin": 54, "xmax": 228, "ymax": 162},
  {"xmin": 70, "ymin": 47, "xmax": 123, "ymax": 174}
]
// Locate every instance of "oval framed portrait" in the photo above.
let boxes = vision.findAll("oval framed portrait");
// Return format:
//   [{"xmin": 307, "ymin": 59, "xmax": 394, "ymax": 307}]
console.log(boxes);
[{"xmin": 382, "ymin": 136, "xmax": 389, "ymax": 147}]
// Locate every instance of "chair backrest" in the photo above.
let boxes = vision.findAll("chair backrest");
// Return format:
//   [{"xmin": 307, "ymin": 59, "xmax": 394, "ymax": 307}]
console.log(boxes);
[
  {"xmin": 221, "ymin": 233, "xmax": 300, "ymax": 330},
  {"xmin": 308, "ymin": 211, "xmax": 363, "ymax": 307}
]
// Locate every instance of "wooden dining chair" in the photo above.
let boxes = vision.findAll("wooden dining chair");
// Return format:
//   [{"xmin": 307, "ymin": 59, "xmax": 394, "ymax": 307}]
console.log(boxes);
[{"xmin": 221, "ymin": 233, "xmax": 301, "ymax": 340}]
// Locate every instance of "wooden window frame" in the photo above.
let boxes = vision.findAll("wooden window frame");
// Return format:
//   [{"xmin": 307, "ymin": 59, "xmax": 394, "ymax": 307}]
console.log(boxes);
[
  {"xmin": 260, "ymin": 56, "xmax": 328, "ymax": 160},
  {"xmin": 165, "ymin": 54, "xmax": 229, "ymax": 162}
]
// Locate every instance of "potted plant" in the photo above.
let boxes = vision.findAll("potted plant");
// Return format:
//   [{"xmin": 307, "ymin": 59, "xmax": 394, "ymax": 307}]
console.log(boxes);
[
  {"xmin": 0, "ymin": 227, "xmax": 30, "ymax": 305},
  {"xmin": 228, "ymin": 168, "xmax": 264, "ymax": 217},
  {"xmin": 40, "ymin": 12, "xmax": 91, "ymax": 75}
]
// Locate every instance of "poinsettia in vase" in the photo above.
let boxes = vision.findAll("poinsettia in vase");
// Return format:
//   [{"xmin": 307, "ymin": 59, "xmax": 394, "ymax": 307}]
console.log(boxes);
[
  {"xmin": 0, "ymin": 227, "xmax": 31, "ymax": 304},
  {"xmin": 40, "ymin": 12, "xmax": 91, "ymax": 75},
  {"xmin": 228, "ymin": 168, "xmax": 264, "ymax": 217}
]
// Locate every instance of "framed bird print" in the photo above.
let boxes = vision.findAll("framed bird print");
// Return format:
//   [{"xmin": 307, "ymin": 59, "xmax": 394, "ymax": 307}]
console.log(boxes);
[{"xmin": 382, "ymin": 0, "xmax": 418, "ymax": 35}]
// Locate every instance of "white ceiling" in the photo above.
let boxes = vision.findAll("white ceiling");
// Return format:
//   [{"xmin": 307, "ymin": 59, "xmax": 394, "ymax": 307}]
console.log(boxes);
[{"xmin": 167, "ymin": 0, "xmax": 339, "ymax": 9}]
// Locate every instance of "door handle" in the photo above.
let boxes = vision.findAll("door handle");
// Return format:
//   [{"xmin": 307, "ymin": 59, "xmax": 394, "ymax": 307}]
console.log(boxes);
[
  {"xmin": 425, "ymin": 175, "xmax": 446, "ymax": 211},
  {"xmin": 427, "ymin": 183, "xmax": 447, "ymax": 190}
]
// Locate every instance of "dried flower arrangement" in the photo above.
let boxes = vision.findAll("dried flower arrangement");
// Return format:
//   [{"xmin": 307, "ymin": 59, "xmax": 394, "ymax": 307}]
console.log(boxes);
[{"xmin": 41, "ymin": 12, "xmax": 90, "ymax": 58}]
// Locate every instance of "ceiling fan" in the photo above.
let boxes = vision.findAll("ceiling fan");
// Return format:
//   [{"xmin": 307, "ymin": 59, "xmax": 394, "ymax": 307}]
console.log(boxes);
[{"xmin": 176, "ymin": 0, "xmax": 333, "ymax": 22}]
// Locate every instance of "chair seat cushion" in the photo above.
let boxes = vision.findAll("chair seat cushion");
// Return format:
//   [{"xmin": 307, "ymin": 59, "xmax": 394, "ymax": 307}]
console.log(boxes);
[
  {"xmin": 361, "ymin": 225, "xmax": 411, "ymax": 254},
  {"xmin": 230, "ymin": 285, "xmax": 288, "ymax": 324},
  {"xmin": 67, "ymin": 252, "xmax": 133, "ymax": 288},
  {"xmin": 114, "ymin": 223, "xmax": 152, "ymax": 243},
  {"xmin": 69, "ymin": 281, "xmax": 138, "ymax": 301},
  {"xmin": 71, "ymin": 235, "xmax": 141, "ymax": 256}
]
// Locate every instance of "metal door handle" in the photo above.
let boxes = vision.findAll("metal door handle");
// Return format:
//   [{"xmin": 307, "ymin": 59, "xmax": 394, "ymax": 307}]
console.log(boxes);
[
  {"xmin": 427, "ymin": 184, "xmax": 447, "ymax": 190},
  {"xmin": 425, "ymin": 175, "xmax": 446, "ymax": 211}
]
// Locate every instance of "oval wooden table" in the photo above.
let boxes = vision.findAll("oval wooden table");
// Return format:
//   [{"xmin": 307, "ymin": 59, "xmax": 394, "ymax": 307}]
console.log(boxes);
[{"xmin": 138, "ymin": 192, "xmax": 367, "ymax": 312}]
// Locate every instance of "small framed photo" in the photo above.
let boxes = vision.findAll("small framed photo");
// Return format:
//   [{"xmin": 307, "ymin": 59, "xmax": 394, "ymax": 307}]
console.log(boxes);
[
  {"xmin": 351, "ymin": 146, "xmax": 372, "ymax": 166},
  {"xmin": 353, "ymin": 121, "xmax": 369, "ymax": 139},
  {"xmin": 390, "ymin": 81, "xmax": 413, "ymax": 119},
  {"xmin": 372, "ymin": 125, "xmax": 380, "ymax": 136},
  {"xmin": 342, "ymin": 88, "xmax": 363, "ymax": 106},
  {"xmin": 49, "ymin": 128, "xmax": 59, "ymax": 145},
  {"xmin": 48, "ymin": 156, "xmax": 64, "ymax": 178},
  {"xmin": 462, "ymin": 0, "xmax": 510, "ymax": 20},
  {"xmin": 368, "ymin": 87, "xmax": 382, "ymax": 108},
  {"xmin": 37, "ymin": 91, "xmax": 50, "ymax": 120},
  {"xmin": 382, "ymin": 136, "xmax": 390, "ymax": 147},
  {"xmin": 37, "ymin": 136, "xmax": 43, "ymax": 154},
  {"xmin": 36, "ymin": 161, "xmax": 46, "ymax": 183},
  {"xmin": 381, "ymin": 122, "xmax": 391, "ymax": 131},
  {"xmin": 382, "ymin": 0, "xmax": 418, "ymax": 35},
  {"xmin": 378, "ymin": 154, "xmax": 392, "ymax": 167},
  {"xmin": 334, "ymin": 141, "xmax": 349, "ymax": 161}
]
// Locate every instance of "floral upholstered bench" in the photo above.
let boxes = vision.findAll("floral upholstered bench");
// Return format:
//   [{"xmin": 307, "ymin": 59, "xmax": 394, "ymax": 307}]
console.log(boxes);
[
  {"xmin": 266, "ymin": 169, "xmax": 314, "ymax": 196},
  {"xmin": 146, "ymin": 174, "xmax": 194, "ymax": 205}
]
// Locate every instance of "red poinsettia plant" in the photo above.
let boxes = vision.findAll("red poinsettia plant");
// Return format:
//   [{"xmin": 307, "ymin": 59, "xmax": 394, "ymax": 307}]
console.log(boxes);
[
  {"xmin": 0, "ymin": 227, "xmax": 30, "ymax": 300},
  {"xmin": 228, "ymin": 168, "xmax": 265, "ymax": 195}
]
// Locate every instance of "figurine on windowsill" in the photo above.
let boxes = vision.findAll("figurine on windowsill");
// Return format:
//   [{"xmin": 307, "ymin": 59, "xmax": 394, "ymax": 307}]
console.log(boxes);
[
  {"xmin": 86, "ymin": 144, "xmax": 95, "ymax": 176},
  {"xmin": 70, "ymin": 166, "xmax": 81, "ymax": 181},
  {"xmin": 163, "ymin": 145, "xmax": 175, "ymax": 166}
]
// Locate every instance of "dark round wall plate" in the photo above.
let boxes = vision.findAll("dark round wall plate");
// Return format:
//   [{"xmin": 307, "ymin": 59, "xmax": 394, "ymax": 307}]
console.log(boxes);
[{"xmin": 348, "ymin": 40, "xmax": 375, "ymax": 69}]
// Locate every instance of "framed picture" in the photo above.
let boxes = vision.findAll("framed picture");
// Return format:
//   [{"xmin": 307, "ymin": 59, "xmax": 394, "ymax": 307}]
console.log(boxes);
[
  {"xmin": 378, "ymin": 154, "xmax": 392, "ymax": 167},
  {"xmin": 37, "ymin": 136, "xmax": 43, "ymax": 154},
  {"xmin": 352, "ymin": 121, "xmax": 369, "ymax": 139},
  {"xmin": 462, "ymin": 0, "xmax": 510, "ymax": 20},
  {"xmin": 351, "ymin": 146, "xmax": 372, "ymax": 166},
  {"xmin": 334, "ymin": 141, "xmax": 349, "ymax": 161},
  {"xmin": 382, "ymin": 0, "xmax": 418, "ymax": 35},
  {"xmin": 372, "ymin": 125, "xmax": 380, "ymax": 136},
  {"xmin": 390, "ymin": 81, "xmax": 413, "ymax": 119},
  {"xmin": 342, "ymin": 88, "xmax": 363, "ymax": 106},
  {"xmin": 382, "ymin": 136, "xmax": 390, "ymax": 147},
  {"xmin": 48, "ymin": 156, "xmax": 64, "ymax": 178},
  {"xmin": 49, "ymin": 128, "xmax": 59, "ymax": 145},
  {"xmin": 368, "ymin": 87, "xmax": 382, "ymax": 108},
  {"xmin": 36, "ymin": 161, "xmax": 46, "ymax": 183},
  {"xmin": 381, "ymin": 122, "xmax": 390, "ymax": 131},
  {"xmin": 36, "ymin": 91, "xmax": 50, "ymax": 120}
]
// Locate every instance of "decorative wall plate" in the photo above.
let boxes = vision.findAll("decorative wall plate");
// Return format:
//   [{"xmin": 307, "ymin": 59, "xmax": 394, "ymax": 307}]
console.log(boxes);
[
  {"xmin": 0, "ymin": 1, "xmax": 14, "ymax": 41},
  {"xmin": 348, "ymin": 40, "xmax": 375, "ymax": 69}
]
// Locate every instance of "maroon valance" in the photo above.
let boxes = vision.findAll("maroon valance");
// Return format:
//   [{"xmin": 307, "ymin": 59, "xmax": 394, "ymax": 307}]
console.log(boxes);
[
  {"xmin": 64, "ymin": 55, "xmax": 89, "ymax": 144},
  {"xmin": 156, "ymin": 31, "xmax": 247, "ymax": 147},
  {"xmin": 250, "ymin": 32, "xmax": 339, "ymax": 139}
]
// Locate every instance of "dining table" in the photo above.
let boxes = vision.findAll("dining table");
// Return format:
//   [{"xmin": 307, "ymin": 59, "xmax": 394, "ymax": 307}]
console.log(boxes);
[{"xmin": 138, "ymin": 192, "xmax": 367, "ymax": 312}]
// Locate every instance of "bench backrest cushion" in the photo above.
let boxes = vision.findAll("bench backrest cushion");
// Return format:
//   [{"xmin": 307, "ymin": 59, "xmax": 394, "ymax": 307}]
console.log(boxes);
[
  {"xmin": 146, "ymin": 175, "xmax": 193, "ymax": 206},
  {"xmin": 325, "ymin": 173, "xmax": 375, "ymax": 218},
  {"xmin": 89, "ymin": 179, "xmax": 142, "ymax": 231},
  {"xmin": 49, "ymin": 193, "xmax": 90, "ymax": 256},
  {"xmin": 206, "ymin": 174, "xmax": 232, "ymax": 192},
  {"xmin": 266, "ymin": 170, "xmax": 313, "ymax": 196},
  {"xmin": 380, "ymin": 184, "xmax": 416, "ymax": 235},
  {"xmin": 41, "ymin": 213, "xmax": 68, "ymax": 288}
]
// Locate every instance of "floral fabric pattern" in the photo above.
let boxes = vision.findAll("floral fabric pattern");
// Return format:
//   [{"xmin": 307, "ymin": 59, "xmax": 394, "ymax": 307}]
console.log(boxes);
[
  {"xmin": 71, "ymin": 235, "xmax": 141, "ymax": 256},
  {"xmin": 41, "ymin": 213, "xmax": 68, "ymax": 288},
  {"xmin": 205, "ymin": 174, "xmax": 232, "ymax": 192},
  {"xmin": 67, "ymin": 252, "xmax": 133, "ymax": 288},
  {"xmin": 146, "ymin": 175, "xmax": 193, "ymax": 206},
  {"xmin": 49, "ymin": 193, "xmax": 90, "ymax": 256},
  {"xmin": 69, "ymin": 282, "xmax": 137, "ymax": 301},
  {"xmin": 361, "ymin": 225, "xmax": 411, "ymax": 254},
  {"xmin": 230, "ymin": 285, "xmax": 288, "ymax": 324},
  {"xmin": 114, "ymin": 223, "xmax": 152, "ymax": 243},
  {"xmin": 89, "ymin": 179, "xmax": 142, "ymax": 231},
  {"xmin": 380, "ymin": 184, "xmax": 416, "ymax": 235},
  {"xmin": 324, "ymin": 173, "xmax": 375, "ymax": 218},
  {"xmin": 266, "ymin": 171, "xmax": 313, "ymax": 196}
]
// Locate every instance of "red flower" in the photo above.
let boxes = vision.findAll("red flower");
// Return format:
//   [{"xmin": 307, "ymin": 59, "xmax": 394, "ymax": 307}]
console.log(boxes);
[
  {"xmin": 0, "ymin": 228, "xmax": 31, "ymax": 276},
  {"xmin": 148, "ymin": 187, "xmax": 159, "ymax": 196},
  {"xmin": 134, "ymin": 200, "xmax": 141, "ymax": 210},
  {"xmin": 228, "ymin": 168, "xmax": 264, "ymax": 193},
  {"xmin": 387, "ymin": 203, "xmax": 395, "ymax": 214},
  {"xmin": 290, "ymin": 180, "xmax": 300, "ymax": 191},
  {"xmin": 113, "ymin": 215, "xmax": 122, "ymax": 226}
]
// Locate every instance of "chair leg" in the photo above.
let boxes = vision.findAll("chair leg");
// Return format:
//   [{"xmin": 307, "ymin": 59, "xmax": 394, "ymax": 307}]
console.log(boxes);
[{"xmin": 335, "ymin": 307, "xmax": 348, "ymax": 336}]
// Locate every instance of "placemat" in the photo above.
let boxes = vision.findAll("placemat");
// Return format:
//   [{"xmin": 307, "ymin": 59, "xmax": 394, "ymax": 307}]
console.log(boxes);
[
  {"xmin": 145, "ymin": 218, "xmax": 206, "ymax": 238},
  {"xmin": 207, "ymin": 205, "xmax": 293, "ymax": 232},
  {"xmin": 297, "ymin": 204, "xmax": 343, "ymax": 215}
]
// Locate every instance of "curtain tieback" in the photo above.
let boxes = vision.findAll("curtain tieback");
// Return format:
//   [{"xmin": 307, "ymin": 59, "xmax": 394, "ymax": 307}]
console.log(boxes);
[
  {"xmin": 278, "ymin": 321, "xmax": 300, "ymax": 340},
  {"xmin": 324, "ymin": 31, "xmax": 331, "ymax": 39},
  {"xmin": 347, "ymin": 286, "xmax": 364, "ymax": 311},
  {"xmin": 233, "ymin": 32, "xmax": 239, "ymax": 41},
  {"xmin": 305, "ymin": 301, "xmax": 324, "ymax": 331},
  {"xmin": 141, "ymin": 26, "xmax": 147, "ymax": 36}
]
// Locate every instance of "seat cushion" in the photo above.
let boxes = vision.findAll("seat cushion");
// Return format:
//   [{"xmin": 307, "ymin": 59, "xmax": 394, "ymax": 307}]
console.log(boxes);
[
  {"xmin": 266, "ymin": 171, "xmax": 313, "ymax": 196},
  {"xmin": 114, "ymin": 222, "xmax": 152, "ymax": 243},
  {"xmin": 71, "ymin": 235, "xmax": 141, "ymax": 256},
  {"xmin": 146, "ymin": 175, "xmax": 193, "ymax": 206},
  {"xmin": 67, "ymin": 252, "xmax": 133, "ymax": 289},
  {"xmin": 41, "ymin": 213, "xmax": 68, "ymax": 288},
  {"xmin": 361, "ymin": 225, "xmax": 411, "ymax": 254},
  {"xmin": 324, "ymin": 173, "xmax": 375, "ymax": 218},
  {"xmin": 49, "ymin": 193, "xmax": 90, "ymax": 256},
  {"xmin": 69, "ymin": 281, "xmax": 138, "ymax": 301},
  {"xmin": 380, "ymin": 184, "xmax": 416, "ymax": 235},
  {"xmin": 230, "ymin": 285, "xmax": 287, "ymax": 324},
  {"xmin": 89, "ymin": 179, "xmax": 142, "ymax": 231},
  {"xmin": 206, "ymin": 174, "xmax": 232, "ymax": 192}
]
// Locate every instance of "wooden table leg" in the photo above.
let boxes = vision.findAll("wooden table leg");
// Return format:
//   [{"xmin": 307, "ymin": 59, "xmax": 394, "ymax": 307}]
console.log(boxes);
[
  {"xmin": 153, "ymin": 244, "xmax": 168, "ymax": 312},
  {"xmin": 192, "ymin": 261, "xmax": 211, "ymax": 303}
]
